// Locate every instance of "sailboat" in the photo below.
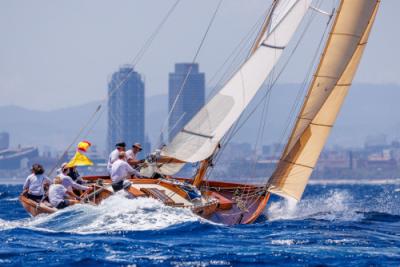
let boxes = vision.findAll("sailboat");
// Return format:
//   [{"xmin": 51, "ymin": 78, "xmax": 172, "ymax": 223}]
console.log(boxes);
[{"xmin": 20, "ymin": 0, "xmax": 381, "ymax": 225}]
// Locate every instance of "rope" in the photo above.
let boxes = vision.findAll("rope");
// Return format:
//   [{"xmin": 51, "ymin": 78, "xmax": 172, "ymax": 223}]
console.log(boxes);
[
  {"xmin": 157, "ymin": 0, "xmax": 224, "ymax": 147},
  {"xmin": 266, "ymin": 0, "xmax": 334, "ymax": 186},
  {"xmin": 207, "ymin": 0, "xmax": 329, "ymax": 206},
  {"xmin": 47, "ymin": 0, "xmax": 181, "ymax": 176}
]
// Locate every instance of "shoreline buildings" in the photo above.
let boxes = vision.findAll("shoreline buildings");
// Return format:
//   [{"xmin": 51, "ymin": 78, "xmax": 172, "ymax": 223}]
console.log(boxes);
[
  {"xmin": 107, "ymin": 65, "xmax": 145, "ymax": 152},
  {"xmin": 168, "ymin": 63, "xmax": 205, "ymax": 141}
]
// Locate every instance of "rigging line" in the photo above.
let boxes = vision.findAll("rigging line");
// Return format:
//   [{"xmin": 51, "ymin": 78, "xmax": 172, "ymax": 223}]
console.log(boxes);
[
  {"xmin": 266, "ymin": 0, "xmax": 333, "ymax": 186},
  {"xmin": 131, "ymin": 0, "xmax": 181, "ymax": 67},
  {"xmin": 240, "ymin": 57, "xmax": 277, "ymax": 202},
  {"xmin": 224, "ymin": 0, "xmax": 323, "ymax": 145},
  {"xmin": 48, "ymin": 1, "xmax": 181, "ymax": 175},
  {"xmin": 84, "ymin": 0, "xmax": 182, "ymax": 139},
  {"xmin": 47, "ymin": 104, "xmax": 102, "ymax": 177},
  {"xmin": 206, "ymin": 11, "xmax": 267, "ymax": 97},
  {"xmin": 208, "ymin": 0, "xmax": 324, "ymax": 182},
  {"xmin": 157, "ymin": 0, "xmax": 224, "ymax": 148},
  {"xmin": 268, "ymin": 0, "xmax": 332, "ymax": 179}
]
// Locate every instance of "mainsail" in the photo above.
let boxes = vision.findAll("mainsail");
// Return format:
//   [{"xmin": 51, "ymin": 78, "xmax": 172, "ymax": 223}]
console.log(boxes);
[
  {"xmin": 158, "ymin": 0, "xmax": 311, "ymax": 175},
  {"xmin": 268, "ymin": 0, "xmax": 381, "ymax": 201}
]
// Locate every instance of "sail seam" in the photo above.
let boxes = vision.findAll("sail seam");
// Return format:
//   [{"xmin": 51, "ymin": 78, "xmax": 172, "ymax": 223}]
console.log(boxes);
[
  {"xmin": 310, "ymin": 122, "xmax": 333, "ymax": 128},
  {"xmin": 282, "ymin": 159, "xmax": 314, "ymax": 169},
  {"xmin": 261, "ymin": 43, "xmax": 286, "ymax": 50},
  {"xmin": 182, "ymin": 129, "xmax": 213, "ymax": 139},
  {"xmin": 313, "ymin": 74, "xmax": 338, "ymax": 80},
  {"xmin": 330, "ymin": 32, "xmax": 362, "ymax": 39}
]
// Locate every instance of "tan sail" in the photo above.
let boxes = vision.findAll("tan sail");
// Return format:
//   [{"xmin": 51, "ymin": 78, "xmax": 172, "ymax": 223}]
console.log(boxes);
[{"xmin": 268, "ymin": 0, "xmax": 381, "ymax": 201}]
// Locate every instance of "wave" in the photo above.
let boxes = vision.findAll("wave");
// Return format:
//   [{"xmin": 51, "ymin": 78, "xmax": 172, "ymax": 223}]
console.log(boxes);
[
  {"xmin": 309, "ymin": 178, "xmax": 400, "ymax": 185},
  {"xmin": 0, "ymin": 194, "xmax": 202, "ymax": 234},
  {"xmin": 265, "ymin": 189, "xmax": 400, "ymax": 222}
]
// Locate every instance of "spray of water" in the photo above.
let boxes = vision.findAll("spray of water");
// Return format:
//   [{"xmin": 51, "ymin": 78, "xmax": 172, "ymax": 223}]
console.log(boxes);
[
  {"xmin": 0, "ymin": 195, "xmax": 201, "ymax": 233},
  {"xmin": 266, "ymin": 190, "xmax": 364, "ymax": 221}
]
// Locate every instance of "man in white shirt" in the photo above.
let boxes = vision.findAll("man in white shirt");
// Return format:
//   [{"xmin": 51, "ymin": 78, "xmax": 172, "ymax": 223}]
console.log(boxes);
[
  {"xmin": 59, "ymin": 163, "xmax": 92, "ymax": 193},
  {"xmin": 48, "ymin": 176, "xmax": 80, "ymax": 209},
  {"xmin": 110, "ymin": 151, "xmax": 141, "ymax": 192},
  {"xmin": 126, "ymin": 142, "xmax": 145, "ymax": 168},
  {"xmin": 107, "ymin": 142, "xmax": 126, "ymax": 174},
  {"xmin": 23, "ymin": 164, "xmax": 52, "ymax": 202}
]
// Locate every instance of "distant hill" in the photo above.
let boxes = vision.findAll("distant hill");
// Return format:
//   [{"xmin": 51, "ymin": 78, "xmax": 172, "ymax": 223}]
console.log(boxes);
[{"xmin": 0, "ymin": 83, "xmax": 399, "ymax": 154}]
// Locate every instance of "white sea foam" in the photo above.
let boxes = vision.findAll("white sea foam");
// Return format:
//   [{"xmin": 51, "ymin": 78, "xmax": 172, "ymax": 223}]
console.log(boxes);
[
  {"xmin": 271, "ymin": 239, "xmax": 294, "ymax": 245},
  {"xmin": 266, "ymin": 190, "xmax": 364, "ymax": 221},
  {"xmin": 0, "ymin": 194, "xmax": 201, "ymax": 233},
  {"xmin": 308, "ymin": 178, "xmax": 400, "ymax": 185}
]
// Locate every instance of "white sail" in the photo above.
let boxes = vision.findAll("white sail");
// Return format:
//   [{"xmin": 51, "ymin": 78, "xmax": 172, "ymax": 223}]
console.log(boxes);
[
  {"xmin": 268, "ymin": 0, "xmax": 381, "ymax": 201},
  {"xmin": 159, "ymin": 0, "xmax": 311, "ymax": 174}
]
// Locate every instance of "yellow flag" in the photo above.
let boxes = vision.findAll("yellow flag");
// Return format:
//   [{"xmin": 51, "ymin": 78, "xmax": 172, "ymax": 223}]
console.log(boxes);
[{"xmin": 66, "ymin": 151, "xmax": 93, "ymax": 167}]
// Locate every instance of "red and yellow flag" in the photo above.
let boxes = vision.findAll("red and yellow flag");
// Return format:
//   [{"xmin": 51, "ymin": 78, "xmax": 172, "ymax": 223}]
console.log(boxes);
[{"xmin": 66, "ymin": 141, "xmax": 93, "ymax": 167}]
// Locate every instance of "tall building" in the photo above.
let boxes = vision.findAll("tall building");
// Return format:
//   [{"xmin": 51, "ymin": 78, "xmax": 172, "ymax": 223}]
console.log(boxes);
[
  {"xmin": 168, "ymin": 63, "xmax": 205, "ymax": 141},
  {"xmin": 107, "ymin": 65, "xmax": 145, "ymax": 153},
  {"xmin": 0, "ymin": 132, "xmax": 10, "ymax": 150}
]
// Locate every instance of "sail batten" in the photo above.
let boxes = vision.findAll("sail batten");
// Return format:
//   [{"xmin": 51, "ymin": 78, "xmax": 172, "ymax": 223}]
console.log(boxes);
[
  {"xmin": 268, "ymin": 0, "xmax": 380, "ymax": 201},
  {"xmin": 154, "ymin": 0, "xmax": 311, "ymax": 175}
]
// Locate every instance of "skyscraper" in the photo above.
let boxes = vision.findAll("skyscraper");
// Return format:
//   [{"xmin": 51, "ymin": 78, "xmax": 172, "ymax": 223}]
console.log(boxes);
[
  {"xmin": 168, "ymin": 63, "xmax": 205, "ymax": 141},
  {"xmin": 0, "ymin": 132, "xmax": 9, "ymax": 150},
  {"xmin": 107, "ymin": 65, "xmax": 145, "ymax": 153}
]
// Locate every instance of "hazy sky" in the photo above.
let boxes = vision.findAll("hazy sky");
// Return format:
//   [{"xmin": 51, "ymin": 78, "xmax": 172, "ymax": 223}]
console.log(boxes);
[{"xmin": 0, "ymin": 0, "xmax": 398, "ymax": 111}]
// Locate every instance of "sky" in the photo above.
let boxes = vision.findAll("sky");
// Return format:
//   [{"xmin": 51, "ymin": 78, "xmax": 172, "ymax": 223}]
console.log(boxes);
[{"xmin": 0, "ymin": 0, "xmax": 398, "ymax": 111}]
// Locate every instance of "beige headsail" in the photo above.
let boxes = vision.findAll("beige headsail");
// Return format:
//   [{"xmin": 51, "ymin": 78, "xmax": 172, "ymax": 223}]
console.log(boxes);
[
  {"xmin": 152, "ymin": 0, "xmax": 311, "ymax": 175},
  {"xmin": 268, "ymin": 0, "xmax": 381, "ymax": 201}
]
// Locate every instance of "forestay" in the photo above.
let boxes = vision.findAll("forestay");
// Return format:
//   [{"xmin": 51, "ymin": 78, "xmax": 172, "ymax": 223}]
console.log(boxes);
[
  {"xmin": 158, "ymin": 0, "xmax": 311, "ymax": 175},
  {"xmin": 268, "ymin": 0, "xmax": 381, "ymax": 201}
]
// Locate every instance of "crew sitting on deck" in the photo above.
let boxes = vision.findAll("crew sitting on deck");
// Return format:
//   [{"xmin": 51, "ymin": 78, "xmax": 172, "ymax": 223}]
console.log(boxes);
[
  {"xmin": 110, "ymin": 151, "xmax": 142, "ymax": 192},
  {"xmin": 65, "ymin": 165, "xmax": 83, "ymax": 184},
  {"xmin": 126, "ymin": 142, "xmax": 145, "ymax": 169},
  {"xmin": 22, "ymin": 164, "xmax": 52, "ymax": 202},
  {"xmin": 107, "ymin": 142, "xmax": 126, "ymax": 174},
  {"xmin": 49, "ymin": 176, "xmax": 80, "ymax": 209},
  {"xmin": 59, "ymin": 163, "xmax": 92, "ymax": 195}
]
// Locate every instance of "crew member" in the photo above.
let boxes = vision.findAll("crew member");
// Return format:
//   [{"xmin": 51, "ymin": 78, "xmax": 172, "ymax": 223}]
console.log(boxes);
[
  {"xmin": 48, "ymin": 176, "xmax": 80, "ymax": 209},
  {"xmin": 22, "ymin": 164, "xmax": 52, "ymax": 202},
  {"xmin": 110, "ymin": 151, "xmax": 141, "ymax": 192},
  {"xmin": 107, "ymin": 142, "xmax": 126, "ymax": 173},
  {"xmin": 126, "ymin": 142, "xmax": 145, "ymax": 168},
  {"xmin": 59, "ymin": 163, "xmax": 91, "ymax": 194}
]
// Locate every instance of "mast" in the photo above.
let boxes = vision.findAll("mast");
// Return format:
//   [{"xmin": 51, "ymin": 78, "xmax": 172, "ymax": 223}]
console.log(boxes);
[
  {"xmin": 268, "ymin": 0, "xmax": 381, "ymax": 201},
  {"xmin": 153, "ymin": 0, "xmax": 311, "ymax": 176}
]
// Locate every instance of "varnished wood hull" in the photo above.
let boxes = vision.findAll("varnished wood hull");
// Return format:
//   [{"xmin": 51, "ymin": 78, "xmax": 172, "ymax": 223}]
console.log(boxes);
[
  {"xmin": 19, "ymin": 195, "xmax": 57, "ymax": 216},
  {"xmin": 84, "ymin": 176, "xmax": 270, "ymax": 225},
  {"xmin": 20, "ymin": 176, "xmax": 269, "ymax": 225}
]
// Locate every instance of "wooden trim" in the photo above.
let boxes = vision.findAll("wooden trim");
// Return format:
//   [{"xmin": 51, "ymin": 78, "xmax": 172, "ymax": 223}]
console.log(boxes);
[{"xmin": 242, "ymin": 192, "xmax": 270, "ymax": 224}]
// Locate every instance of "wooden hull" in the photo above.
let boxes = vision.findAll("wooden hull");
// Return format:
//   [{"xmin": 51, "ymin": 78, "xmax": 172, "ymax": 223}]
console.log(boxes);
[
  {"xmin": 84, "ymin": 176, "xmax": 270, "ymax": 225},
  {"xmin": 20, "ymin": 176, "xmax": 270, "ymax": 225},
  {"xmin": 19, "ymin": 195, "xmax": 57, "ymax": 216}
]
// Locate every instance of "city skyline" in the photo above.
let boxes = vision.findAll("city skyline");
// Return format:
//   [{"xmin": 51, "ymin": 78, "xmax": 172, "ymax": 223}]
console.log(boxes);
[{"xmin": 0, "ymin": 1, "xmax": 398, "ymax": 111}]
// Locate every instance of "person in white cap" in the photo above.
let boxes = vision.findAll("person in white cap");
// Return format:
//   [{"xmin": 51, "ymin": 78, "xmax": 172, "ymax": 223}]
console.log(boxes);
[
  {"xmin": 110, "ymin": 151, "xmax": 142, "ymax": 192},
  {"xmin": 107, "ymin": 142, "xmax": 126, "ymax": 174},
  {"xmin": 126, "ymin": 142, "xmax": 145, "ymax": 168}
]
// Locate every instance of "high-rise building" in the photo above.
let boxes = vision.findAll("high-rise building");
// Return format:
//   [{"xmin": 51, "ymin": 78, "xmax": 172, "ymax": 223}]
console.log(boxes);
[
  {"xmin": 107, "ymin": 65, "xmax": 145, "ymax": 153},
  {"xmin": 0, "ymin": 132, "xmax": 9, "ymax": 150},
  {"xmin": 168, "ymin": 63, "xmax": 205, "ymax": 141}
]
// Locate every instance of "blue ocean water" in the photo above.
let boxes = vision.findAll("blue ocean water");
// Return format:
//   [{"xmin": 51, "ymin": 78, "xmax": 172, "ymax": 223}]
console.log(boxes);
[{"xmin": 0, "ymin": 182, "xmax": 399, "ymax": 266}]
